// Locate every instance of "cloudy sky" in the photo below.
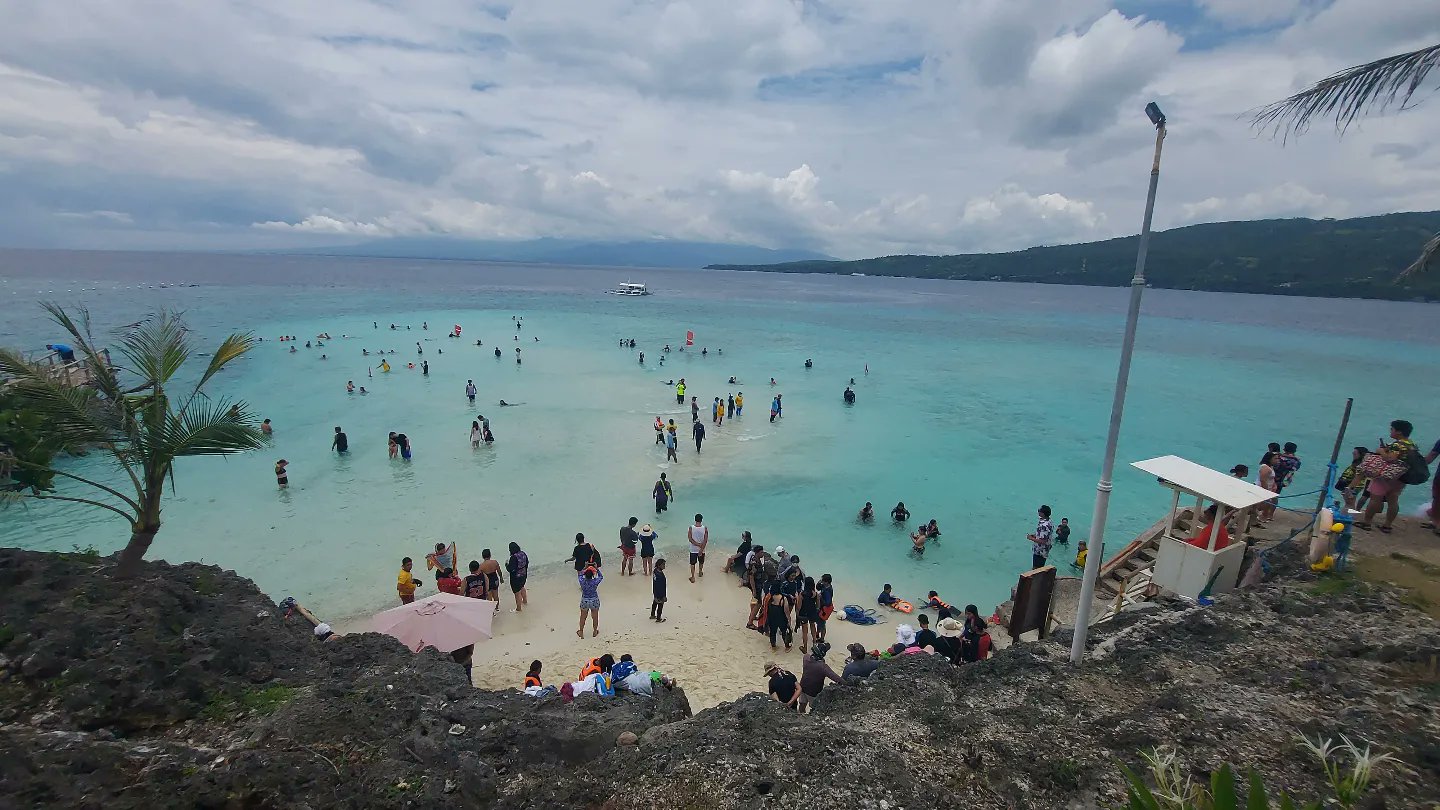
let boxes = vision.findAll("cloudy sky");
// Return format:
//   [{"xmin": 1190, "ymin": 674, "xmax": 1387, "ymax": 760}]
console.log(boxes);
[{"xmin": 1, "ymin": 0, "xmax": 1437, "ymax": 258}]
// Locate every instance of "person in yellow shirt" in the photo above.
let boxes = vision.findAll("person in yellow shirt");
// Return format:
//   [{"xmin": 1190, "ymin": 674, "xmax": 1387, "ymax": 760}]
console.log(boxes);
[
  {"xmin": 717, "ymin": 397, "xmax": 726, "ymax": 425},
  {"xmin": 380, "ymin": 359, "xmax": 391, "ymax": 373},
  {"xmin": 1071, "ymin": 541, "xmax": 1088, "ymax": 572},
  {"xmin": 734, "ymin": 392, "xmax": 743, "ymax": 416},
  {"xmin": 397, "ymin": 556, "xmax": 418, "ymax": 604},
  {"xmin": 676, "ymin": 380, "xmax": 686, "ymax": 405}
]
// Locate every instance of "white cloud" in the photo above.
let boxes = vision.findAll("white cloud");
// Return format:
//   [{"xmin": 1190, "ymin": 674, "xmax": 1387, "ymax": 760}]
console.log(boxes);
[
  {"xmin": 0, "ymin": 1, "xmax": 1436, "ymax": 257},
  {"xmin": 1179, "ymin": 182, "xmax": 1335, "ymax": 223}
]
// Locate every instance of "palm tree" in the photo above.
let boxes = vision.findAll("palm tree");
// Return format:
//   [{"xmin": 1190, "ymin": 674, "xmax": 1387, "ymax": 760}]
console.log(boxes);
[
  {"xmin": 0, "ymin": 304, "xmax": 267, "ymax": 577},
  {"xmin": 1251, "ymin": 44, "xmax": 1440, "ymax": 280}
]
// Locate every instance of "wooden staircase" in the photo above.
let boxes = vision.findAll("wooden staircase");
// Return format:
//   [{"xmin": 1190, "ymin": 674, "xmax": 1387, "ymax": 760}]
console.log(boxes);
[{"xmin": 1095, "ymin": 508, "xmax": 1194, "ymax": 598}]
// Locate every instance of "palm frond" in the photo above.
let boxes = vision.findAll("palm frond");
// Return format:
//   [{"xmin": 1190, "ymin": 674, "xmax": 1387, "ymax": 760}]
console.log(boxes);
[
  {"xmin": 180, "ymin": 332, "xmax": 255, "ymax": 413},
  {"xmin": 1251, "ymin": 43, "xmax": 1440, "ymax": 142},
  {"xmin": 117, "ymin": 311, "xmax": 190, "ymax": 388},
  {"xmin": 157, "ymin": 398, "xmax": 268, "ymax": 458},
  {"xmin": 1396, "ymin": 230, "xmax": 1440, "ymax": 281},
  {"xmin": 0, "ymin": 350, "xmax": 118, "ymax": 447}
]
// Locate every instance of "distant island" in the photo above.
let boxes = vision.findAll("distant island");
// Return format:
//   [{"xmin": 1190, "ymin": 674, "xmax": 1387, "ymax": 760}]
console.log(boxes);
[
  {"xmin": 287, "ymin": 237, "xmax": 833, "ymax": 269},
  {"xmin": 707, "ymin": 212, "xmax": 1440, "ymax": 302}
]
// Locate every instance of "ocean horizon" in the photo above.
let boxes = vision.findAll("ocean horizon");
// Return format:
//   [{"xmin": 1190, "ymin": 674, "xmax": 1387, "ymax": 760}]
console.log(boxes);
[{"xmin": 2, "ymin": 249, "xmax": 1437, "ymax": 622}]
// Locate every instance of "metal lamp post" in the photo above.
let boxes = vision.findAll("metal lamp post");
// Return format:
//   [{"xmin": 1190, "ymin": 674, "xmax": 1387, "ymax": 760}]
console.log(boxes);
[{"xmin": 1068, "ymin": 102, "xmax": 1168, "ymax": 665}]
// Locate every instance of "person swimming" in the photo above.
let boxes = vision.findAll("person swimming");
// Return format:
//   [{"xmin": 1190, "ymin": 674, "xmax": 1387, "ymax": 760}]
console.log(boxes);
[
  {"xmin": 495, "ymin": 347, "xmax": 502, "ymax": 357},
  {"xmin": 728, "ymin": 376, "xmax": 737, "ymax": 384},
  {"xmin": 858, "ymin": 502, "xmax": 874, "ymax": 521},
  {"xmin": 804, "ymin": 358, "xmax": 812, "ymax": 368},
  {"xmin": 499, "ymin": 400, "xmax": 521, "ymax": 406}
]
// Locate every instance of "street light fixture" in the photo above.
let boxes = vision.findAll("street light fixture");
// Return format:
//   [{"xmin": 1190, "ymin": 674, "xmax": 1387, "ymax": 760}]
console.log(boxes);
[{"xmin": 1068, "ymin": 103, "xmax": 1168, "ymax": 665}]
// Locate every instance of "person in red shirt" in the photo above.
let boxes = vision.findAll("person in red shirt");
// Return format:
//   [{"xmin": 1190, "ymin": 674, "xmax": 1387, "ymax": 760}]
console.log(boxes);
[
  {"xmin": 1185, "ymin": 505, "xmax": 1231, "ymax": 551},
  {"xmin": 436, "ymin": 568, "xmax": 463, "ymax": 595}
]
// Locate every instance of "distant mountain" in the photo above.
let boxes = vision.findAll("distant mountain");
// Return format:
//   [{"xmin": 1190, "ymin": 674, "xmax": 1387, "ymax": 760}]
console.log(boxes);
[
  {"xmin": 288, "ymin": 237, "xmax": 832, "ymax": 268},
  {"xmin": 707, "ymin": 212, "xmax": 1440, "ymax": 301}
]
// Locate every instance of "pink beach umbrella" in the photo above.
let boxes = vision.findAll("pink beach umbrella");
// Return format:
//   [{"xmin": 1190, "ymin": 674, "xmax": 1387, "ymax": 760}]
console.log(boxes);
[{"xmin": 372, "ymin": 592, "xmax": 495, "ymax": 653}]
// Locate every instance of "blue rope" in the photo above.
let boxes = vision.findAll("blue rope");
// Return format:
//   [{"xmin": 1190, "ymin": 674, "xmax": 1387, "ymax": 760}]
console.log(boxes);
[{"xmin": 841, "ymin": 605, "xmax": 884, "ymax": 625}]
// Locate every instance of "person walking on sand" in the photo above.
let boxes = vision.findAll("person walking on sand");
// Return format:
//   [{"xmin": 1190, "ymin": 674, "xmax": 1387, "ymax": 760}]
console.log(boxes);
[
  {"xmin": 649, "ymin": 558, "xmax": 668, "ymax": 622},
  {"xmin": 479, "ymin": 549, "xmax": 504, "ymax": 603},
  {"xmin": 396, "ymin": 557, "xmax": 418, "ymax": 604},
  {"xmin": 464, "ymin": 560, "xmax": 489, "ymax": 600},
  {"xmin": 692, "ymin": 418, "xmax": 706, "ymax": 454},
  {"xmin": 505, "ymin": 542, "xmax": 529, "ymax": 612},
  {"xmin": 653, "ymin": 473, "xmax": 672, "ymax": 513},
  {"xmin": 619, "ymin": 517, "xmax": 640, "ymax": 576},
  {"xmin": 577, "ymin": 565, "xmax": 603, "ymax": 638},
  {"xmin": 687, "ymin": 514, "xmax": 709, "ymax": 582}
]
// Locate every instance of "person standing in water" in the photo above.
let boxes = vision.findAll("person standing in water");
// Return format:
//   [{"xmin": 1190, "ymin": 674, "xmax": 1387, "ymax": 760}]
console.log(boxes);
[
  {"xmin": 664, "ymin": 424, "xmax": 679, "ymax": 463},
  {"xmin": 712, "ymin": 397, "xmax": 721, "ymax": 425},
  {"xmin": 734, "ymin": 391, "xmax": 743, "ymax": 416},
  {"xmin": 638, "ymin": 523, "xmax": 658, "ymax": 575},
  {"xmin": 692, "ymin": 419, "xmax": 706, "ymax": 454},
  {"xmin": 472, "ymin": 420, "xmax": 482, "ymax": 448},
  {"xmin": 675, "ymin": 379, "xmax": 685, "ymax": 405},
  {"xmin": 274, "ymin": 459, "xmax": 288, "ymax": 489},
  {"xmin": 619, "ymin": 517, "xmax": 640, "ymax": 576},
  {"xmin": 331, "ymin": 426, "xmax": 348, "ymax": 454},
  {"xmin": 653, "ymin": 474, "xmax": 672, "ymax": 514},
  {"xmin": 691, "ymin": 396, "xmax": 700, "ymax": 422},
  {"xmin": 466, "ymin": 380, "xmax": 477, "ymax": 404}
]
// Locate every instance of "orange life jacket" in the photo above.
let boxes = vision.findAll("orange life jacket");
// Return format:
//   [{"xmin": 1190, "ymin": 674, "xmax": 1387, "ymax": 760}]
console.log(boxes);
[
  {"xmin": 579, "ymin": 657, "xmax": 602, "ymax": 679},
  {"xmin": 523, "ymin": 673, "xmax": 542, "ymax": 688}
]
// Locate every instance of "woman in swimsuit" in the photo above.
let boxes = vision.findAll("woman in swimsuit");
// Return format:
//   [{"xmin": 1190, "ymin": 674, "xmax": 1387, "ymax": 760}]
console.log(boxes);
[{"xmin": 796, "ymin": 576, "xmax": 820, "ymax": 654}]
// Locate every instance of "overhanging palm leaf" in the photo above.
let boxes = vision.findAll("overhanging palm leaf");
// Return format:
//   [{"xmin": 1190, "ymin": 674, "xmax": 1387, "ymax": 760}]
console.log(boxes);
[
  {"xmin": 1251, "ymin": 44, "xmax": 1440, "ymax": 141},
  {"xmin": 0, "ymin": 304, "xmax": 266, "ymax": 576},
  {"xmin": 1397, "ymin": 231, "xmax": 1440, "ymax": 280},
  {"xmin": 1251, "ymin": 43, "xmax": 1440, "ymax": 282}
]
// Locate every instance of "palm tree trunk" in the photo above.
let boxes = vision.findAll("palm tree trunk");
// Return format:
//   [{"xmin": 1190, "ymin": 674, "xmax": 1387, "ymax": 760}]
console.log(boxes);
[
  {"xmin": 115, "ymin": 524, "xmax": 159, "ymax": 577},
  {"xmin": 115, "ymin": 488, "xmax": 163, "ymax": 578}
]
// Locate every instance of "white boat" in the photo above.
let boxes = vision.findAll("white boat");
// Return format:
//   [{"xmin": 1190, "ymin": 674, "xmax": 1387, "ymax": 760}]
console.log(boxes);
[{"xmin": 606, "ymin": 282, "xmax": 652, "ymax": 296}]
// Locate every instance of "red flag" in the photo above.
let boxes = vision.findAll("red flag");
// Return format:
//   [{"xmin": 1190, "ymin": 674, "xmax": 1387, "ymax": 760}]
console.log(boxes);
[{"xmin": 685, "ymin": 330, "xmax": 694, "ymax": 346}]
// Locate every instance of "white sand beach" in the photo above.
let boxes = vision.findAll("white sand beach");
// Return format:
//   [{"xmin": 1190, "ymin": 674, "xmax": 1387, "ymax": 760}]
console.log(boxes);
[{"xmin": 362, "ymin": 558, "xmax": 937, "ymax": 710}]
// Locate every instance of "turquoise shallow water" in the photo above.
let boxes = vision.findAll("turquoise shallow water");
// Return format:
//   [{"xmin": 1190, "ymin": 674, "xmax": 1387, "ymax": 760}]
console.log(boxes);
[{"xmin": 2, "ymin": 250, "xmax": 1437, "ymax": 620}]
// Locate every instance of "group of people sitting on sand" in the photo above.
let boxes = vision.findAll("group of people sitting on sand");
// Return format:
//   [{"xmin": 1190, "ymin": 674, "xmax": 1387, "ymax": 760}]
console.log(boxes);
[{"xmin": 520, "ymin": 654, "xmax": 677, "ymax": 701}]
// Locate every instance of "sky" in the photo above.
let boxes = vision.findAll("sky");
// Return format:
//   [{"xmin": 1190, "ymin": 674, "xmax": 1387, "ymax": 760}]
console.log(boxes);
[{"xmin": 0, "ymin": 0, "xmax": 1437, "ymax": 259}]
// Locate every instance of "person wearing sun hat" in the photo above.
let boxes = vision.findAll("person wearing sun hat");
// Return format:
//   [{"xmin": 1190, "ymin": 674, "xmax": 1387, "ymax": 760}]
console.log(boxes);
[
  {"xmin": 890, "ymin": 623, "xmax": 917, "ymax": 655},
  {"xmin": 765, "ymin": 661, "xmax": 799, "ymax": 709},
  {"xmin": 934, "ymin": 617, "xmax": 964, "ymax": 664},
  {"xmin": 638, "ymin": 523, "xmax": 658, "ymax": 576}
]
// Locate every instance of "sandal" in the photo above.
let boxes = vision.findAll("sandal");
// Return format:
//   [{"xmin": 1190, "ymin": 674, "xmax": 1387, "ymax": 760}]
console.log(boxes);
[
  {"xmin": 1354, "ymin": 522, "xmax": 1372, "ymax": 531},
  {"xmin": 1379, "ymin": 526, "xmax": 1392, "ymax": 534}
]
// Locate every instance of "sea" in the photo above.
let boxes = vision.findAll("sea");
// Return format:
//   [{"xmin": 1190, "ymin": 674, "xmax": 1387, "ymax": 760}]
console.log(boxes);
[{"xmin": 1, "ymin": 249, "xmax": 1437, "ymax": 621}]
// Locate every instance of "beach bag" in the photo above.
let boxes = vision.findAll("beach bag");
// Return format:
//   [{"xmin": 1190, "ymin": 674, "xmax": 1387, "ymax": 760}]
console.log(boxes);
[
  {"xmin": 1359, "ymin": 452, "xmax": 1406, "ymax": 481},
  {"xmin": 1401, "ymin": 447, "xmax": 1431, "ymax": 486}
]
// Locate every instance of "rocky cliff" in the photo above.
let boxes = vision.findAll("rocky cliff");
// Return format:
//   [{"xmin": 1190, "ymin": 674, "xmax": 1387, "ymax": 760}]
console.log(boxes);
[{"xmin": 0, "ymin": 546, "xmax": 1436, "ymax": 809}]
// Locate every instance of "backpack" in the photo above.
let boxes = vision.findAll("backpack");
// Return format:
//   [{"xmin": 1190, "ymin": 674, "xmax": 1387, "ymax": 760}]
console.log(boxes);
[
  {"xmin": 1401, "ymin": 446, "xmax": 1431, "ymax": 486},
  {"xmin": 761, "ymin": 556, "xmax": 779, "ymax": 582}
]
